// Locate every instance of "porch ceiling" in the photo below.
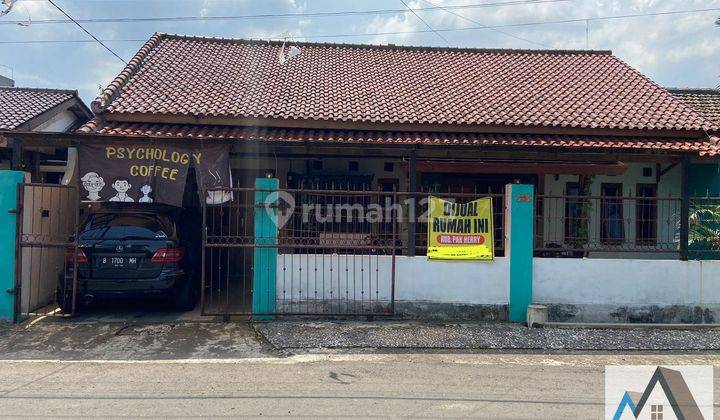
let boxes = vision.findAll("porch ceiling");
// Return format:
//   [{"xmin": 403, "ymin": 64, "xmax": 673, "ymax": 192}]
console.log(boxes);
[
  {"xmin": 409, "ymin": 160, "xmax": 628, "ymax": 175},
  {"xmin": 78, "ymin": 119, "xmax": 720, "ymax": 157}
]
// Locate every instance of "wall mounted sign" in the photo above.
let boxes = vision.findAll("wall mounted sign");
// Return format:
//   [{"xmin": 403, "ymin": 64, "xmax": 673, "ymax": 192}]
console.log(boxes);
[
  {"xmin": 426, "ymin": 196, "xmax": 494, "ymax": 261},
  {"xmin": 78, "ymin": 144, "xmax": 232, "ymax": 207},
  {"xmin": 195, "ymin": 145, "xmax": 233, "ymax": 205}
]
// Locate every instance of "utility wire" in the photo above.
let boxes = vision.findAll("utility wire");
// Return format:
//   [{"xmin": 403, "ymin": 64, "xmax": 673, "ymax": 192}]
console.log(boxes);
[
  {"xmin": 45, "ymin": 0, "xmax": 127, "ymax": 64},
  {"xmin": 419, "ymin": 0, "xmax": 548, "ymax": 48},
  {"xmin": 399, "ymin": 0, "xmax": 451, "ymax": 46},
  {"xmin": 2, "ymin": 6, "xmax": 719, "ymax": 45},
  {"xmin": 0, "ymin": 0, "xmax": 569, "ymax": 25}
]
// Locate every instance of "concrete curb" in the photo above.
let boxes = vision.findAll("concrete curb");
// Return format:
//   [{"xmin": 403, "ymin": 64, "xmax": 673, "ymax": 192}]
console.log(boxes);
[{"xmin": 539, "ymin": 322, "xmax": 720, "ymax": 330}]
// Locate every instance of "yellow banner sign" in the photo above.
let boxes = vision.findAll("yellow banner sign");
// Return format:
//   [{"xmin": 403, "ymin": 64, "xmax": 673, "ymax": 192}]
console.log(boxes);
[{"xmin": 427, "ymin": 196, "xmax": 494, "ymax": 261}]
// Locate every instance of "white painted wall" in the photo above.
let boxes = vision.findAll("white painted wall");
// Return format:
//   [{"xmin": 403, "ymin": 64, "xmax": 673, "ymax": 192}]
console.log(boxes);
[
  {"xmin": 277, "ymin": 254, "xmax": 508, "ymax": 305},
  {"xmin": 542, "ymin": 162, "xmax": 682, "ymax": 198},
  {"xmin": 394, "ymin": 256, "xmax": 508, "ymax": 304},
  {"xmin": 277, "ymin": 254, "xmax": 719, "ymax": 310},
  {"xmin": 35, "ymin": 109, "xmax": 77, "ymax": 133},
  {"xmin": 534, "ymin": 258, "xmax": 720, "ymax": 306}
]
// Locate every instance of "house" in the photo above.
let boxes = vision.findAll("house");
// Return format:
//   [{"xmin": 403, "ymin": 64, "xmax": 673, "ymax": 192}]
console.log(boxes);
[
  {"xmin": 669, "ymin": 88, "xmax": 720, "ymax": 125},
  {"xmin": 4, "ymin": 33, "xmax": 720, "ymax": 321},
  {"xmin": 669, "ymin": 88, "xmax": 720, "ymax": 196},
  {"xmin": 0, "ymin": 75, "xmax": 13, "ymax": 87},
  {"xmin": 0, "ymin": 85, "xmax": 92, "ymax": 182},
  {"xmin": 76, "ymin": 33, "xmax": 718, "ymax": 257}
]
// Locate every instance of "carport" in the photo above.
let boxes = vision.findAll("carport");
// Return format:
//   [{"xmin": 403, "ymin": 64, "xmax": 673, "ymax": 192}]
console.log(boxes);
[
  {"xmin": 2, "ymin": 131, "xmax": 401, "ymax": 322},
  {"xmin": 1, "ymin": 133, "xmax": 225, "ymax": 322}
]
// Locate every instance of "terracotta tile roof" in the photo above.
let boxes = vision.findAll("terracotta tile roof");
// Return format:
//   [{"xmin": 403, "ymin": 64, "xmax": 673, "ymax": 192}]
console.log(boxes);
[
  {"xmin": 94, "ymin": 33, "xmax": 716, "ymax": 134},
  {"xmin": 669, "ymin": 88, "xmax": 720, "ymax": 125},
  {"xmin": 79, "ymin": 119, "xmax": 720, "ymax": 156},
  {"xmin": 0, "ymin": 87, "xmax": 78, "ymax": 130}
]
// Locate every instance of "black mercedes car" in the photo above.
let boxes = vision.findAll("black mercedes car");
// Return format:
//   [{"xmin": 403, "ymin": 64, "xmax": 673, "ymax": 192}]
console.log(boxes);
[{"xmin": 59, "ymin": 205, "xmax": 199, "ymax": 312}]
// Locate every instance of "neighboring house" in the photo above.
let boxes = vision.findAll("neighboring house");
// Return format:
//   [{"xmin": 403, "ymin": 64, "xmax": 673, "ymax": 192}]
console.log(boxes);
[
  {"xmin": 0, "ymin": 75, "xmax": 13, "ymax": 87},
  {"xmin": 76, "ymin": 33, "xmax": 718, "ymax": 259},
  {"xmin": 0, "ymin": 85, "xmax": 92, "ymax": 182},
  {"xmin": 669, "ymin": 88, "xmax": 720, "ymax": 197},
  {"xmin": 669, "ymin": 88, "xmax": 720, "ymax": 125}
]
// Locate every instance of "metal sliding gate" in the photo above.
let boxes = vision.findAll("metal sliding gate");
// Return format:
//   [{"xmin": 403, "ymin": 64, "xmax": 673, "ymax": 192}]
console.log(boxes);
[
  {"xmin": 14, "ymin": 183, "xmax": 80, "ymax": 320},
  {"xmin": 201, "ymin": 187, "xmax": 398, "ymax": 317}
]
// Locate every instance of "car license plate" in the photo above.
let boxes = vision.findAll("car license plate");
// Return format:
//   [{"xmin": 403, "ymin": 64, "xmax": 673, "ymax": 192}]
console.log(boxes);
[{"xmin": 99, "ymin": 256, "xmax": 137, "ymax": 268}]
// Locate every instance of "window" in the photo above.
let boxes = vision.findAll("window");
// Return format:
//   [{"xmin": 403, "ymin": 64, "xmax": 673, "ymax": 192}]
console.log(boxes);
[
  {"xmin": 636, "ymin": 184, "xmax": 657, "ymax": 245},
  {"xmin": 601, "ymin": 183, "xmax": 625, "ymax": 244},
  {"xmin": 312, "ymin": 160, "xmax": 323, "ymax": 170},
  {"xmin": 651, "ymin": 404, "xmax": 663, "ymax": 420},
  {"xmin": 81, "ymin": 214, "xmax": 175, "ymax": 240},
  {"xmin": 564, "ymin": 182, "xmax": 584, "ymax": 243},
  {"xmin": 384, "ymin": 162, "xmax": 394, "ymax": 172},
  {"xmin": 349, "ymin": 161, "xmax": 359, "ymax": 171}
]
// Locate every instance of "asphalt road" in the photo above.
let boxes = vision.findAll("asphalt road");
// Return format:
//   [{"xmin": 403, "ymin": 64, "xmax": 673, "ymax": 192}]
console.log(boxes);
[{"xmin": 1, "ymin": 354, "xmax": 718, "ymax": 418}]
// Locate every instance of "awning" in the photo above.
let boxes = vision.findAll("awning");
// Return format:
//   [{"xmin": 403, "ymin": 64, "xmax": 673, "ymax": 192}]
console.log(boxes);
[{"xmin": 76, "ymin": 119, "xmax": 719, "ymax": 156}]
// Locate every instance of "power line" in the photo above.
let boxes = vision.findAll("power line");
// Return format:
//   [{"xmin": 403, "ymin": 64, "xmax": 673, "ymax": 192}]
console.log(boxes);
[
  {"xmin": 0, "ymin": 0, "xmax": 570, "ymax": 25},
  {"xmin": 1, "ymin": 6, "xmax": 719, "ymax": 45},
  {"xmin": 399, "ymin": 0, "xmax": 451, "ymax": 46},
  {"xmin": 418, "ymin": 0, "xmax": 548, "ymax": 48},
  {"xmin": 306, "ymin": 6, "xmax": 720, "ymax": 39},
  {"xmin": 45, "ymin": 0, "xmax": 127, "ymax": 64}
]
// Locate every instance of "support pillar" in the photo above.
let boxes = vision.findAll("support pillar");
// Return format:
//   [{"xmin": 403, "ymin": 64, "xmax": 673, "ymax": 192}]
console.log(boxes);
[
  {"xmin": 11, "ymin": 138, "xmax": 22, "ymax": 171},
  {"xmin": 0, "ymin": 171, "xmax": 25, "ymax": 321},
  {"xmin": 407, "ymin": 150, "xmax": 417, "ymax": 256},
  {"xmin": 680, "ymin": 157, "xmax": 690, "ymax": 261},
  {"xmin": 505, "ymin": 183, "xmax": 534, "ymax": 323},
  {"xmin": 252, "ymin": 178, "xmax": 278, "ymax": 319}
]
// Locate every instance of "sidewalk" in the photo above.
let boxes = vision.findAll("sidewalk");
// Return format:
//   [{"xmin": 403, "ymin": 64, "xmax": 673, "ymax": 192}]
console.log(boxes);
[
  {"xmin": 255, "ymin": 321, "xmax": 720, "ymax": 352},
  {"xmin": 2, "ymin": 319, "xmax": 720, "ymax": 361},
  {"xmin": 0, "ymin": 319, "xmax": 272, "ymax": 360}
]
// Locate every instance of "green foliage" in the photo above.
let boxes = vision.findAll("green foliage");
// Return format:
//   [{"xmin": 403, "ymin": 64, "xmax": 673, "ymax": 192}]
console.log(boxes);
[{"xmin": 688, "ymin": 203, "xmax": 720, "ymax": 251}]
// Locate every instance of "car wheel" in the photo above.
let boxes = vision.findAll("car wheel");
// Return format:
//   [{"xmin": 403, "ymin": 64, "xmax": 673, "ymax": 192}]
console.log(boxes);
[{"xmin": 56, "ymin": 288, "xmax": 78, "ymax": 314}]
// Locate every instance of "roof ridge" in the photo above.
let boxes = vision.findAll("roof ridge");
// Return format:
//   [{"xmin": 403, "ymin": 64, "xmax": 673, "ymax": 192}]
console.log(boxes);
[
  {"xmin": 157, "ymin": 32, "xmax": 613, "ymax": 56},
  {"xmin": 0, "ymin": 86, "xmax": 78, "ymax": 95},
  {"xmin": 92, "ymin": 32, "xmax": 166, "ymax": 114},
  {"xmin": 668, "ymin": 87, "xmax": 720, "ymax": 95}
]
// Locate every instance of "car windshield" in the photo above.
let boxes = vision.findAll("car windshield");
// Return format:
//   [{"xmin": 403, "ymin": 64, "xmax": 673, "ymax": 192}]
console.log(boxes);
[{"xmin": 81, "ymin": 213, "xmax": 175, "ymax": 240}]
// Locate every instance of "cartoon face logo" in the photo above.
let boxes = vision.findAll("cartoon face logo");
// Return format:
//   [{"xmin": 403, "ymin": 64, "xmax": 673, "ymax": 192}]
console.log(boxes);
[
  {"xmin": 80, "ymin": 172, "xmax": 105, "ymax": 201},
  {"xmin": 109, "ymin": 177, "xmax": 134, "ymax": 202},
  {"xmin": 139, "ymin": 184, "xmax": 153, "ymax": 203}
]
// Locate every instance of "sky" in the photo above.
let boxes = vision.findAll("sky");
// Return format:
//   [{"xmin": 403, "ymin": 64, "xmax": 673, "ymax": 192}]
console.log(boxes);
[{"xmin": 0, "ymin": 0, "xmax": 718, "ymax": 105}]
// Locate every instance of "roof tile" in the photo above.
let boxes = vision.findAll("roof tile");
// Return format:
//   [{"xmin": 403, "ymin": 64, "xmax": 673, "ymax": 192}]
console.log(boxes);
[
  {"xmin": 669, "ymin": 88, "xmax": 720, "ymax": 125},
  {"xmin": 0, "ymin": 87, "xmax": 77, "ymax": 130},
  {"xmin": 95, "ymin": 33, "xmax": 716, "ymax": 133}
]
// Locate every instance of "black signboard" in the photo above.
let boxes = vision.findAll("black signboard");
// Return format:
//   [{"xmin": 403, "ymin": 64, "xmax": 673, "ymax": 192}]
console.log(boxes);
[{"xmin": 78, "ymin": 144, "xmax": 231, "ymax": 207}]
